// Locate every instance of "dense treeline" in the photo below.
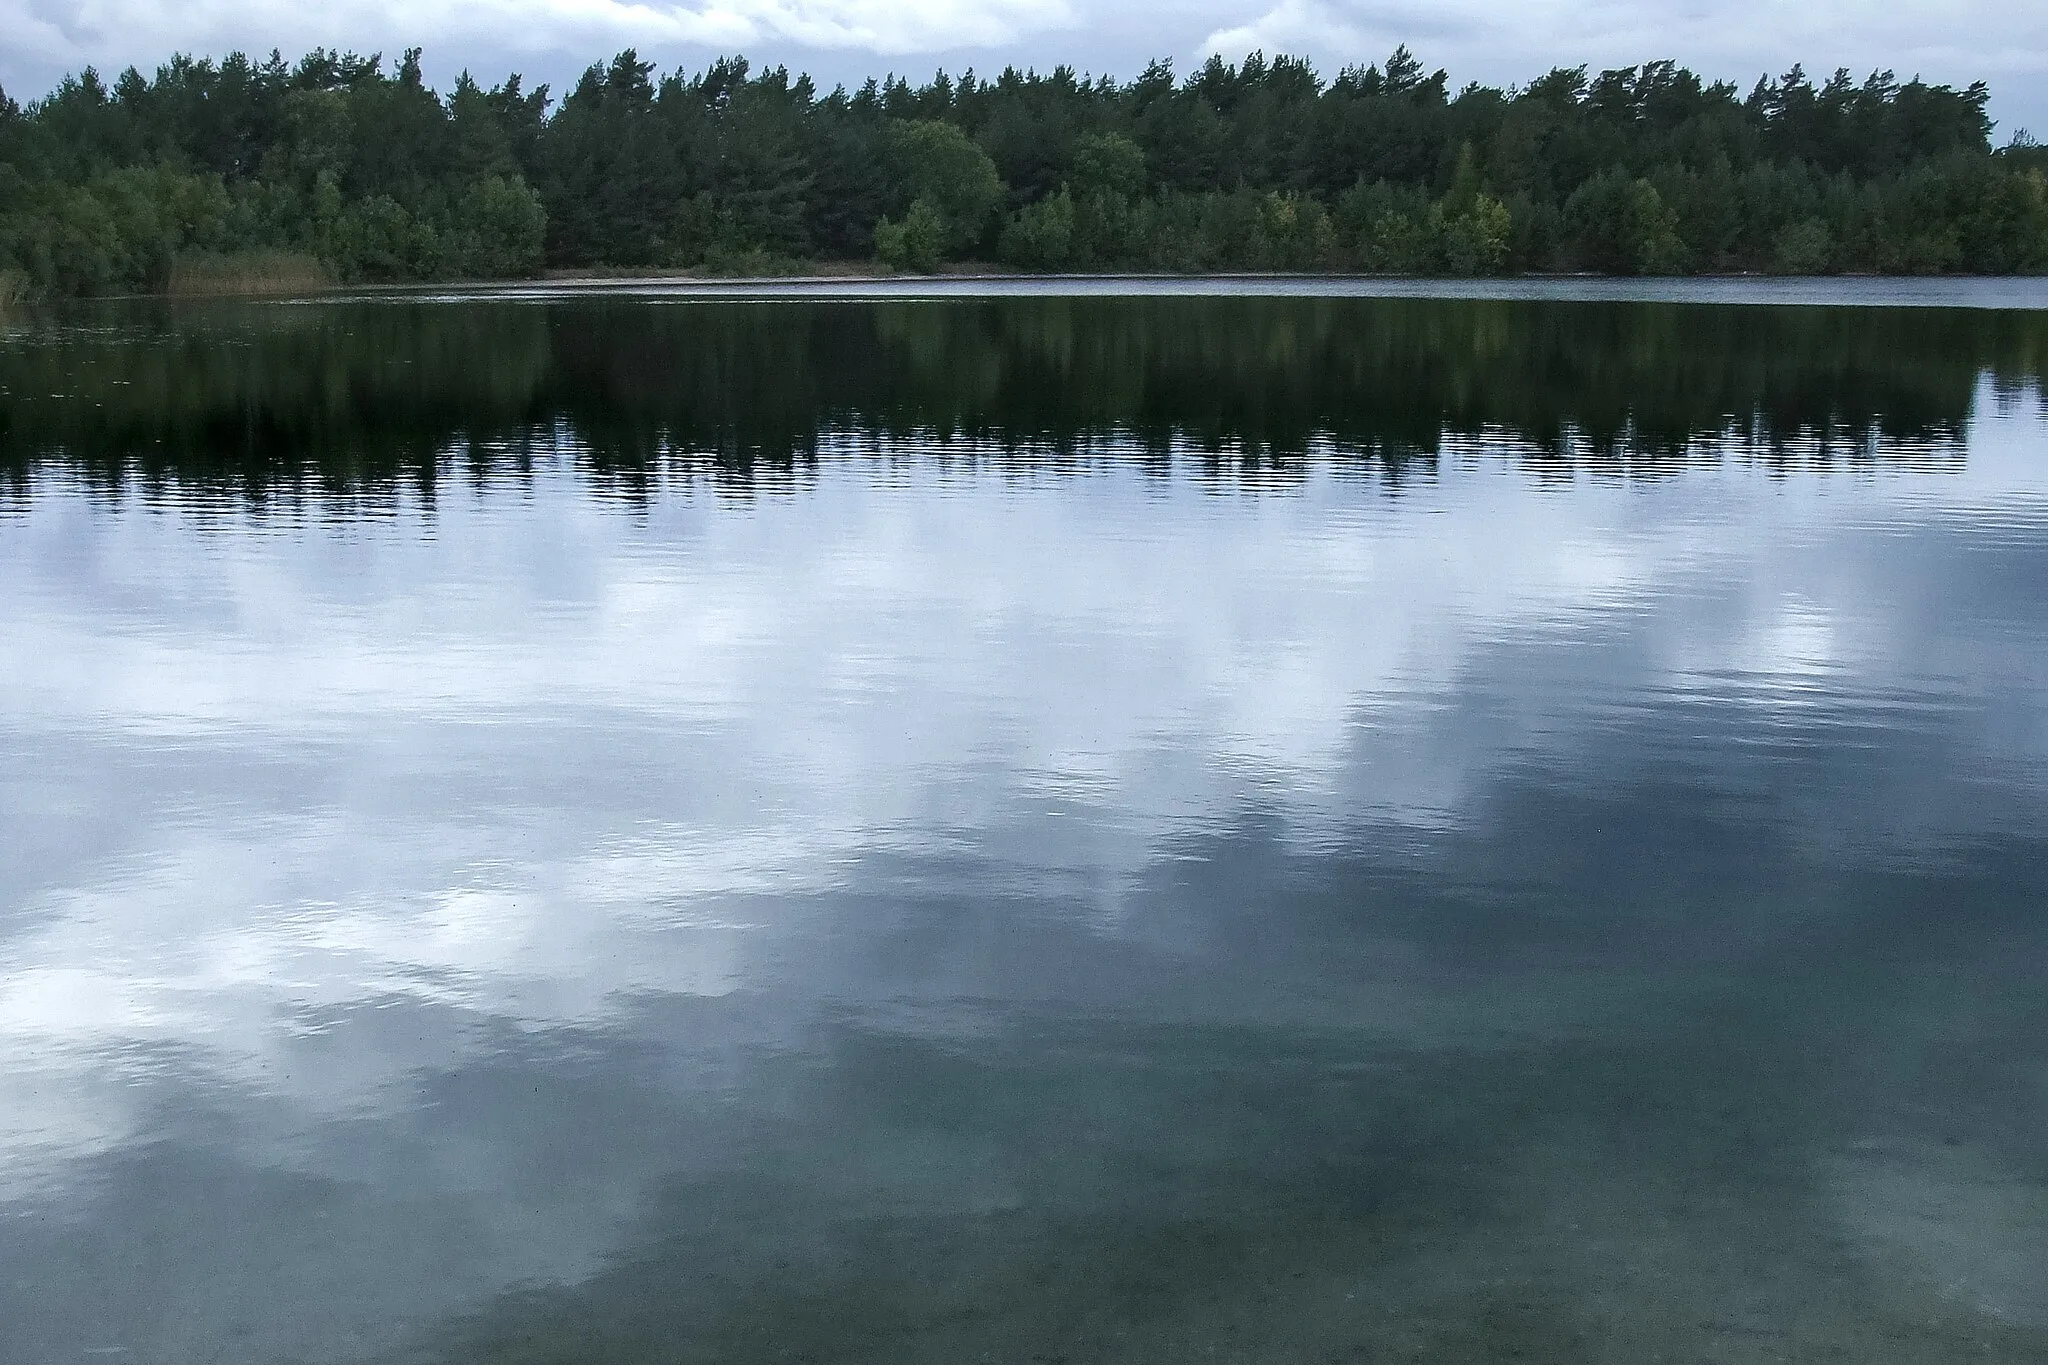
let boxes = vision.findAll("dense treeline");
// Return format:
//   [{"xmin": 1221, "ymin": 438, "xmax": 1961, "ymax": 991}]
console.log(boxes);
[{"xmin": 2, "ymin": 45, "xmax": 2046, "ymax": 296}]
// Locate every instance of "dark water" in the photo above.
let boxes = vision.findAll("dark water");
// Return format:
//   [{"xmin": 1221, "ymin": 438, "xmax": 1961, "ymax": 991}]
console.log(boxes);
[{"xmin": 3, "ymin": 287, "xmax": 2047, "ymax": 1364}]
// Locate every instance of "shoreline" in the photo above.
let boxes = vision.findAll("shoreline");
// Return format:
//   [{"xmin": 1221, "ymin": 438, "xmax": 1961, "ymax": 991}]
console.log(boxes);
[
  {"xmin": 27, "ymin": 272, "xmax": 2048, "ymax": 311},
  {"xmin": 314, "ymin": 273, "xmax": 2048, "ymax": 311}
]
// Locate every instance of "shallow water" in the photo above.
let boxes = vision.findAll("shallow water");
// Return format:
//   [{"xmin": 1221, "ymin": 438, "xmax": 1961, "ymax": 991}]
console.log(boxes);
[{"xmin": 3, "ymin": 290, "xmax": 2047, "ymax": 1363}]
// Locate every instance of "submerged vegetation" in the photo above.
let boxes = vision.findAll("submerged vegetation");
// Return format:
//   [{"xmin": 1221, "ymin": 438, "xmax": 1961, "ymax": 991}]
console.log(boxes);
[{"xmin": 1, "ymin": 46, "xmax": 2045, "ymax": 296}]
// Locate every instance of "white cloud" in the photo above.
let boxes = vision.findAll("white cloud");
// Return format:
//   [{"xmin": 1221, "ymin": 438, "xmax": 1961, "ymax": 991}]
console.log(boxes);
[
  {"xmin": 1203, "ymin": 0, "xmax": 1373, "ymax": 64},
  {"xmin": 1198, "ymin": 0, "xmax": 2048, "ymax": 132},
  {"xmin": 2, "ymin": 0, "xmax": 2044, "ymax": 133},
  {"xmin": 0, "ymin": 0, "xmax": 1078, "ymax": 82}
]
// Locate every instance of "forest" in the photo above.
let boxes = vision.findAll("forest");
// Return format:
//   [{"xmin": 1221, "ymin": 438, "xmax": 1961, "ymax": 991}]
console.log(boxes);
[{"xmin": 2, "ymin": 45, "xmax": 2046, "ymax": 297}]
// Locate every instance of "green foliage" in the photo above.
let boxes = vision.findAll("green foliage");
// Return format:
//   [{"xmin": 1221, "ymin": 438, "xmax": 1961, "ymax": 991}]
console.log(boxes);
[
  {"xmin": 0, "ymin": 49, "xmax": 556, "ymax": 294},
  {"xmin": 1334, "ymin": 178, "xmax": 1508, "ymax": 275},
  {"xmin": 1773, "ymin": 218, "xmax": 1835, "ymax": 274},
  {"xmin": 0, "ymin": 164, "xmax": 231, "ymax": 295},
  {"xmin": 1566, "ymin": 171, "xmax": 1688, "ymax": 274},
  {"xmin": 1000, "ymin": 190, "xmax": 1076, "ymax": 269},
  {"xmin": 884, "ymin": 121, "xmax": 1004, "ymax": 258},
  {"xmin": 1240, "ymin": 191, "xmax": 1339, "ymax": 270},
  {"xmin": 1, "ymin": 44, "xmax": 2043, "ymax": 294},
  {"xmin": 874, "ymin": 197, "xmax": 948, "ymax": 271},
  {"xmin": 1956, "ymin": 165, "xmax": 2048, "ymax": 272},
  {"xmin": 1065, "ymin": 132, "xmax": 1148, "ymax": 264},
  {"xmin": 1338, "ymin": 180, "xmax": 1432, "ymax": 271},
  {"xmin": 443, "ymin": 175, "xmax": 546, "ymax": 276},
  {"xmin": 1070, "ymin": 130, "xmax": 1147, "ymax": 200},
  {"xmin": 1442, "ymin": 194, "xmax": 1512, "ymax": 274}
]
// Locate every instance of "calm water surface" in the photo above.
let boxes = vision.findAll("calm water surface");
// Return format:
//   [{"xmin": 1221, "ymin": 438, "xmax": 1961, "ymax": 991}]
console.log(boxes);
[{"xmin": 3, "ymin": 288, "xmax": 2047, "ymax": 1363}]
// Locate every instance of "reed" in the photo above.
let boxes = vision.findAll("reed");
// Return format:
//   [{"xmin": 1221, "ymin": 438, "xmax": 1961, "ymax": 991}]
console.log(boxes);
[
  {"xmin": 0, "ymin": 270, "xmax": 30, "ymax": 309},
  {"xmin": 165, "ymin": 252, "xmax": 334, "ymax": 298}
]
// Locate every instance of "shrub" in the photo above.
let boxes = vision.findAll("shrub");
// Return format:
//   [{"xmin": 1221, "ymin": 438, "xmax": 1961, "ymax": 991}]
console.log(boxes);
[{"xmin": 874, "ymin": 197, "xmax": 948, "ymax": 272}]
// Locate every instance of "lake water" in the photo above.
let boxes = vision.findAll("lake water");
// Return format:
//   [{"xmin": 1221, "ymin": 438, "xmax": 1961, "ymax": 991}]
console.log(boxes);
[{"xmin": 3, "ymin": 285, "xmax": 2047, "ymax": 1363}]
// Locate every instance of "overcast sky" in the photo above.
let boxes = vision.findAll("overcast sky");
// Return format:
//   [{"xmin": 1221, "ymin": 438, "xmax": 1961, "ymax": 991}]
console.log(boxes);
[{"xmin": 4, "ymin": 0, "xmax": 2045, "ymax": 137}]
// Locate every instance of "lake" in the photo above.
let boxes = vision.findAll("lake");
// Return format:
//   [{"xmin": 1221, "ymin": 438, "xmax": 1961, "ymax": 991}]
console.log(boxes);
[{"xmin": 3, "ymin": 282, "xmax": 2047, "ymax": 1363}]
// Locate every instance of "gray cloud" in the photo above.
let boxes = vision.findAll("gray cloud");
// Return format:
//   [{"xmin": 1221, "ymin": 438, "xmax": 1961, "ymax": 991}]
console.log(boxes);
[{"xmin": 2, "ymin": 0, "xmax": 2044, "ymax": 134}]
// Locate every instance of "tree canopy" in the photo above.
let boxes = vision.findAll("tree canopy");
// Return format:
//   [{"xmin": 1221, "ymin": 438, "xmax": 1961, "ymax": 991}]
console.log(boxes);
[{"xmin": 2, "ymin": 46, "xmax": 2043, "ymax": 296}]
